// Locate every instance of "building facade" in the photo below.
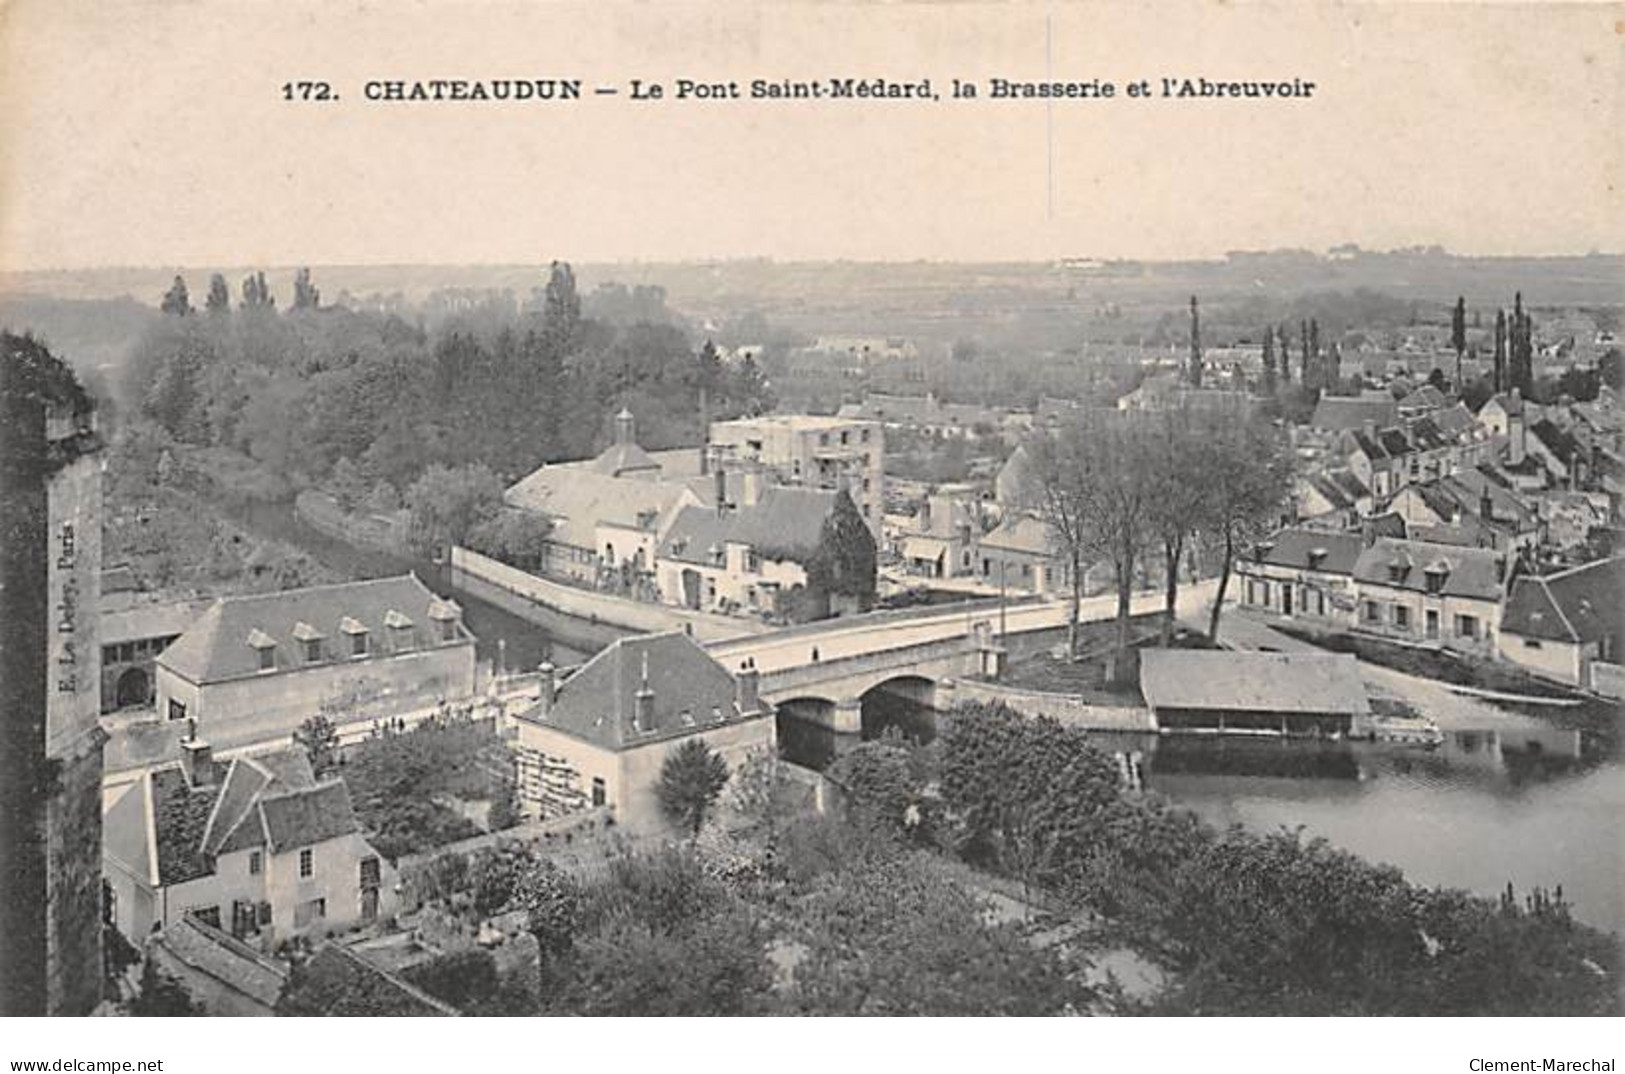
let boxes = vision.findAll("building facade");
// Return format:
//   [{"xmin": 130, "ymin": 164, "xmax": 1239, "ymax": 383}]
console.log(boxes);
[
  {"xmin": 707, "ymin": 415, "xmax": 885, "ymax": 537},
  {"xmin": 153, "ymin": 575, "xmax": 477, "ymax": 752}
]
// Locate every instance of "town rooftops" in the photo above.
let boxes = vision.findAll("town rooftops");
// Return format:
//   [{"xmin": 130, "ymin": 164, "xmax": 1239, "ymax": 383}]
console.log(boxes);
[
  {"xmin": 156, "ymin": 575, "xmax": 468, "ymax": 685},
  {"xmin": 118, "ymin": 747, "xmax": 361, "ymax": 888},
  {"xmin": 1311, "ymin": 394, "xmax": 1400, "ymax": 432},
  {"xmin": 1500, "ymin": 557, "xmax": 1625, "ymax": 645},
  {"xmin": 1251, "ymin": 528, "xmax": 1365, "ymax": 575},
  {"xmin": 1139, "ymin": 650, "xmax": 1369, "ymax": 716},
  {"xmin": 659, "ymin": 486, "xmax": 837, "ymax": 567},
  {"xmin": 1352, "ymin": 538, "xmax": 1504, "ymax": 601},
  {"xmin": 518, "ymin": 631, "xmax": 766, "ymax": 751}
]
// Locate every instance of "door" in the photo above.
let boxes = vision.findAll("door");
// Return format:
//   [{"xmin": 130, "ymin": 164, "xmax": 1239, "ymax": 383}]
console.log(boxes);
[
  {"xmin": 1426, "ymin": 609, "xmax": 1439, "ymax": 639},
  {"xmin": 1282, "ymin": 585, "xmax": 1293, "ymax": 616}
]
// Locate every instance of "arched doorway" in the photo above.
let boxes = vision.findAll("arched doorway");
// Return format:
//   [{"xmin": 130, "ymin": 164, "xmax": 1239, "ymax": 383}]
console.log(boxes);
[{"xmin": 114, "ymin": 666, "xmax": 151, "ymax": 710}]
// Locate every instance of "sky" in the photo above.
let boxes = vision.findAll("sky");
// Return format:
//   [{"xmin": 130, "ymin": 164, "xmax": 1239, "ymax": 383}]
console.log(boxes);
[{"xmin": 1, "ymin": 0, "xmax": 1621, "ymax": 271}]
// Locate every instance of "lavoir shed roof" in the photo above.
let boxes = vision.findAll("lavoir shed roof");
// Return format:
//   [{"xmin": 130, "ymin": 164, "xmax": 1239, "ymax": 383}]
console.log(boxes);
[{"xmin": 1139, "ymin": 650, "xmax": 1369, "ymax": 717}]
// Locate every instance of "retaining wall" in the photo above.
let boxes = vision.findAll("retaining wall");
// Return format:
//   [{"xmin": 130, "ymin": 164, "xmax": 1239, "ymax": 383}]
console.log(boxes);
[{"xmin": 944, "ymin": 677, "xmax": 1155, "ymax": 732}]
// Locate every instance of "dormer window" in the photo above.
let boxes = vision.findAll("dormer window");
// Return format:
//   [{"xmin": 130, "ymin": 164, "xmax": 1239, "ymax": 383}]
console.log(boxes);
[
  {"xmin": 384, "ymin": 609, "xmax": 413, "ymax": 651},
  {"xmin": 1424, "ymin": 559, "xmax": 1451, "ymax": 594},
  {"xmin": 429, "ymin": 598, "xmax": 461, "ymax": 643},
  {"xmin": 340, "ymin": 616, "xmax": 368, "ymax": 657},
  {"xmin": 1307, "ymin": 549, "xmax": 1328, "ymax": 570},
  {"xmin": 247, "ymin": 629, "xmax": 277, "ymax": 672},
  {"xmin": 292, "ymin": 621, "xmax": 324, "ymax": 663}
]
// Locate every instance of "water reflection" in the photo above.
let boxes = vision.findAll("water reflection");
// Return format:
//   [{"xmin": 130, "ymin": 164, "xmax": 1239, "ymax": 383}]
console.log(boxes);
[{"xmin": 1088, "ymin": 729, "xmax": 1621, "ymax": 933}]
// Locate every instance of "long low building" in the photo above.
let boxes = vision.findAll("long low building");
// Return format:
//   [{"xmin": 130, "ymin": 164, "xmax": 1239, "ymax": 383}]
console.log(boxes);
[{"xmin": 1139, "ymin": 649, "xmax": 1372, "ymax": 736}]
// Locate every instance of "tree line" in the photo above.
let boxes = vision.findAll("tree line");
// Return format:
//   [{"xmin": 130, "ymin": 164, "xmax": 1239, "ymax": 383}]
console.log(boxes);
[{"xmin": 126, "ymin": 262, "xmax": 777, "ymax": 504}]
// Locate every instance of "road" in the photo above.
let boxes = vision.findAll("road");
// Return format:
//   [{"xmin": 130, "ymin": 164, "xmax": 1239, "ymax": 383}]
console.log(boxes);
[{"xmin": 711, "ymin": 579, "xmax": 1219, "ymax": 674}]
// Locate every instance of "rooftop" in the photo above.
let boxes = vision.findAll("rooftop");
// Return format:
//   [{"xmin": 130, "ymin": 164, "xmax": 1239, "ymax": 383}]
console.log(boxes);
[
  {"xmin": 1500, "ymin": 557, "xmax": 1625, "ymax": 645},
  {"xmin": 1139, "ymin": 650, "xmax": 1369, "ymax": 716}
]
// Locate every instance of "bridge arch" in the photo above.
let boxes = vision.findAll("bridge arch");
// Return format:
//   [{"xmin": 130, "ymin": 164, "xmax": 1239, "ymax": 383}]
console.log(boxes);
[
  {"xmin": 773, "ymin": 695, "xmax": 840, "ymax": 770},
  {"xmin": 859, "ymin": 674, "xmax": 939, "ymax": 745}
]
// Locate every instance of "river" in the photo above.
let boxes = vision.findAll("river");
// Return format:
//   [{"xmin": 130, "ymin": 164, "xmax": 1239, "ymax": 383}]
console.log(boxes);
[{"xmin": 231, "ymin": 498, "xmax": 1622, "ymax": 933}]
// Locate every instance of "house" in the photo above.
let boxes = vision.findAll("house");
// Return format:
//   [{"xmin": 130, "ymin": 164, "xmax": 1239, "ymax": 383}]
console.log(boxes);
[
  {"xmin": 1139, "ymin": 650, "xmax": 1371, "ymax": 736},
  {"xmin": 994, "ymin": 443, "xmax": 1036, "ymax": 507},
  {"xmin": 1235, "ymin": 528, "xmax": 1364, "ymax": 626},
  {"xmin": 977, "ymin": 512, "xmax": 1069, "ymax": 595},
  {"xmin": 901, "ymin": 496, "xmax": 981, "ymax": 579},
  {"xmin": 1295, "ymin": 469, "xmax": 1373, "ymax": 528},
  {"xmin": 1497, "ymin": 557, "xmax": 1624, "ymax": 689},
  {"xmin": 103, "ymin": 743, "xmax": 398, "ymax": 951},
  {"xmin": 505, "ymin": 632, "xmax": 775, "ymax": 832},
  {"xmin": 1387, "ymin": 468, "xmax": 1542, "ymax": 553},
  {"xmin": 655, "ymin": 486, "xmax": 843, "ymax": 617},
  {"xmin": 1344, "ymin": 422, "xmax": 1413, "ymax": 500},
  {"xmin": 504, "ymin": 413, "xmax": 704, "ymax": 582},
  {"xmin": 707, "ymin": 414, "xmax": 885, "ymax": 536},
  {"xmin": 1351, "ymin": 538, "xmax": 1505, "ymax": 655},
  {"xmin": 99, "ymin": 597, "xmax": 212, "ymax": 713},
  {"xmin": 1476, "ymin": 389, "xmax": 1528, "ymax": 441},
  {"xmin": 1310, "ymin": 393, "xmax": 1399, "ymax": 434},
  {"xmin": 1525, "ymin": 418, "xmax": 1588, "ymax": 488},
  {"xmin": 1397, "ymin": 384, "xmax": 1450, "ymax": 420},
  {"xmin": 153, "ymin": 575, "xmax": 477, "ymax": 751}
]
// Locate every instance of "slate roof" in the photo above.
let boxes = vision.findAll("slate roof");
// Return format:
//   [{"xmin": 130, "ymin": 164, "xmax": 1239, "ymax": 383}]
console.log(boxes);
[
  {"xmin": 505, "ymin": 466, "xmax": 694, "ymax": 551},
  {"xmin": 100, "ymin": 598, "xmax": 213, "ymax": 646},
  {"xmin": 1251, "ymin": 528, "xmax": 1364, "ymax": 575},
  {"xmin": 1500, "ymin": 558, "xmax": 1625, "ymax": 645},
  {"xmin": 137, "ymin": 749, "xmax": 358, "ymax": 887},
  {"xmin": 1139, "ymin": 650, "xmax": 1369, "ymax": 716},
  {"xmin": 1529, "ymin": 419, "xmax": 1582, "ymax": 465},
  {"xmin": 156, "ymin": 916, "xmax": 289, "ymax": 1008},
  {"xmin": 518, "ymin": 631, "xmax": 762, "ymax": 751},
  {"xmin": 157, "ymin": 575, "xmax": 468, "ymax": 685},
  {"xmin": 276, "ymin": 944, "xmax": 458, "ymax": 1017},
  {"xmin": 1398, "ymin": 385, "xmax": 1449, "ymax": 412},
  {"xmin": 1352, "ymin": 538, "xmax": 1505, "ymax": 601},
  {"xmin": 588, "ymin": 440, "xmax": 662, "ymax": 477},
  {"xmin": 979, "ymin": 512, "xmax": 1054, "ymax": 556},
  {"xmin": 660, "ymin": 487, "xmax": 836, "ymax": 566},
  {"xmin": 1312, "ymin": 395, "xmax": 1399, "ymax": 432}
]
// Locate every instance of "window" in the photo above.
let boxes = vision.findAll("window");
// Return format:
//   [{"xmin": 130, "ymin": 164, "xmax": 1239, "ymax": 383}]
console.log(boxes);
[
  {"xmin": 191, "ymin": 906, "xmax": 222, "ymax": 930},
  {"xmin": 1394, "ymin": 605, "xmax": 1411, "ymax": 631},
  {"xmin": 1456, "ymin": 615, "xmax": 1478, "ymax": 639},
  {"xmin": 591, "ymin": 777, "xmax": 606, "ymax": 807},
  {"xmin": 861, "ymin": 428, "xmax": 871, "ymax": 443},
  {"xmin": 1523, "ymin": 638, "xmax": 1543, "ymax": 650},
  {"xmin": 440, "ymin": 620, "xmax": 456, "ymax": 642},
  {"xmin": 258, "ymin": 646, "xmax": 275, "ymax": 671},
  {"xmin": 102, "ymin": 645, "xmax": 118, "ymax": 666},
  {"xmin": 168, "ymin": 698, "xmax": 187, "ymax": 722},
  {"xmin": 350, "ymin": 632, "xmax": 368, "ymax": 657},
  {"xmin": 819, "ymin": 433, "xmax": 829, "ymax": 446},
  {"xmin": 293, "ymin": 898, "xmax": 326, "ymax": 928},
  {"xmin": 249, "ymin": 850, "xmax": 262, "ymax": 875},
  {"xmin": 256, "ymin": 901, "xmax": 273, "ymax": 927},
  {"xmin": 1425, "ymin": 609, "xmax": 1439, "ymax": 639},
  {"xmin": 303, "ymin": 638, "xmax": 321, "ymax": 663},
  {"xmin": 1363, "ymin": 601, "xmax": 1381, "ymax": 624},
  {"xmin": 840, "ymin": 431, "xmax": 849, "ymax": 446},
  {"xmin": 299, "ymin": 848, "xmax": 314, "ymax": 878},
  {"xmin": 360, "ymin": 857, "xmax": 380, "ymax": 888}
]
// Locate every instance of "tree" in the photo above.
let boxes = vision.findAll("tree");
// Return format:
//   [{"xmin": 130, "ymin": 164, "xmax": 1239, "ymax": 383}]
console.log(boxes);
[
  {"xmin": 1260, "ymin": 326, "xmax": 1278, "ymax": 395},
  {"xmin": 806, "ymin": 488, "xmax": 877, "ymax": 617},
  {"xmin": 1201, "ymin": 417, "xmax": 1294, "ymax": 639},
  {"xmin": 514, "ymin": 859, "xmax": 581, "ymax": 965},
  {"xmin": 1144, "ymin": 407, "xmax": 1210, "ymax": 645},
  {"xmin": 292, "ymin": 267, "xmax": 321, "ymax": 311},
  {"xmin": 1028, "ymin": 412, "xmax": 1153, "ymax": 672},
  {"xmin": 241, "ymin": 271, "xmax": 274, "ymax": 309},
  {"xmin": 327, "ymin": 456, "xmax": 368, "ymax": 511},
  {"xmin": 1187, "ymin": 295, "xmax": 1203, "ymax": 387},
  {"xmin": 1451, "ymin": 296, "xmax": 1467, "ymax": 389},
  {"xmin": 657, "ymin": 738, "xmax": 730, "ymax": 836},
  {"xmin": 403, "ymin": 463, "xmax": 505, "ymax": 556},
  {"xmin": 293, "ymin": 713, "xmax": 339, "ymax": 776},
  {"xmin": 204, "ymin": 274, "xmax": 231, "ymax": 315},
  {"xmin": 1493, "ymin": 308, "xmax": 1508, "ymax": 393},
  {"xmin": 465, "ymin": 509, "xmax": 554, "ymax": 571},
  {"xmin": 827, "ymin": 741, "xmax": 920, "ymax": 834},
  {"xmin": 160, "ymin": 275, "xmax": 191, "ymax": 317}
]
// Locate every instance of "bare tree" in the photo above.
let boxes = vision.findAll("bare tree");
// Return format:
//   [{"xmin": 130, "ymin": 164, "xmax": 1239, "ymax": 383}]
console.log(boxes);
[
  {"xmin": 1199, "ymin": 417, "xmax": 1295, "ymax": 639},
  {"xmin": 1028, "ymin": 412, "xmax": 1154, "ymax": 677},
  {"xmin": 1144, "ymin": 406, "xmax": 1209, "ymax": 646}
]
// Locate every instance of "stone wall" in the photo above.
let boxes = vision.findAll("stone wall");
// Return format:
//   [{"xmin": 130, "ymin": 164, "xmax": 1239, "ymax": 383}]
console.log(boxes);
[{"xmin": 943, "ymin": 678, "xmax": 1154, "ymax": 732}]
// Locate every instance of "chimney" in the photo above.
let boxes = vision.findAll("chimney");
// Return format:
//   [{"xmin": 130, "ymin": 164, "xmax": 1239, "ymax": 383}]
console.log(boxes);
[
  {"xmin": 615, "ymin": 407, "xmax": 635, "ymax": 447},
  {"xmin": 715, "ymin": 464, "xmax": 727, "ymax": 515},
  {"xmin": 699, "ymin": 442, "xmax": 710, "ymax": 477},
  {"xmin": 735, "ymin": 660, "xmax": 760, "ymax": 717},
  {"xmin": 538, "ymin": 661, "xmax": 556, "ymax": 716},
  {"xmin": 180, "ymin": 735, "xmax": 217, "ymax": 787},
  {"xmin": 742, "ymin": 469, "xmax": 763, "ymax": 507},
  {"xmin": 632, "ymin": 649, "xmax": 655, "ymax": 733}
]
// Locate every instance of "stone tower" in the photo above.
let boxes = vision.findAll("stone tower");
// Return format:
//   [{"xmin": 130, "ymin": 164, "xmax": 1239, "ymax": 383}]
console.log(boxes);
[{"xmin": 0, "ymin": 332, "xmax": 106, "ymax": 1016}]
